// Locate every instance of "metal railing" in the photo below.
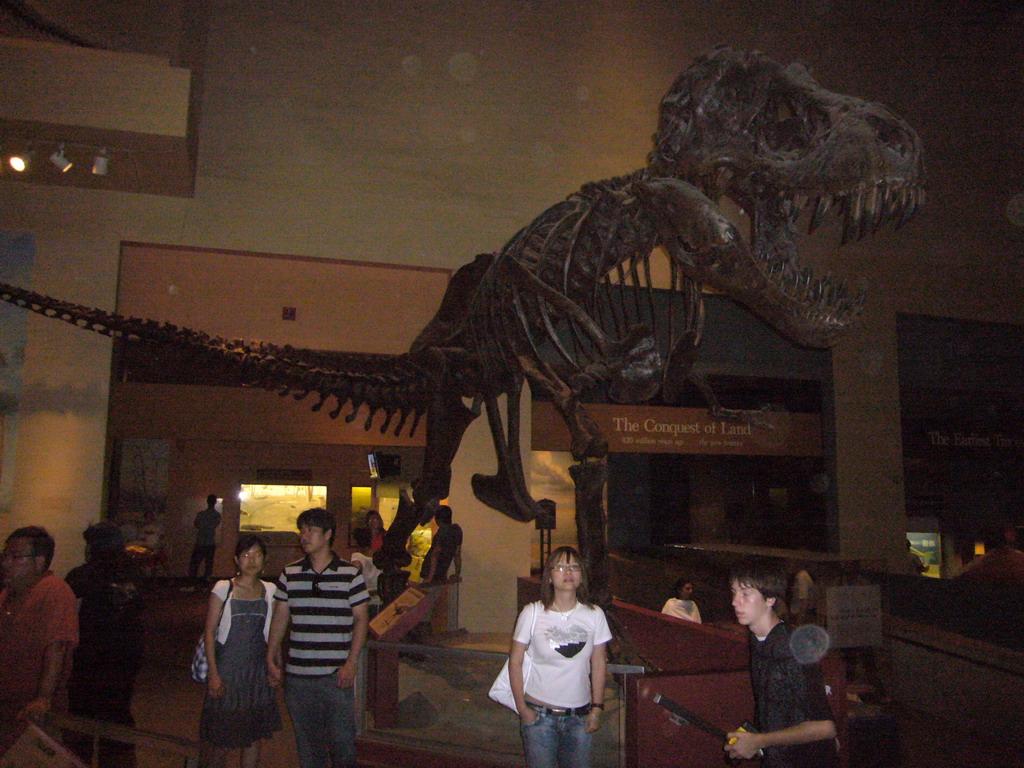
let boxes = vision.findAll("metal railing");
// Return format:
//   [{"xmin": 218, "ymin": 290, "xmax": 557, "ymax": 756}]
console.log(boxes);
[
  {"xmin": 45, "ymin": 712, "xmax": 216, "ymax": 768},
  {"xmin": 360, "ymin": 639, "xmax": 644, "ymax": 768}
]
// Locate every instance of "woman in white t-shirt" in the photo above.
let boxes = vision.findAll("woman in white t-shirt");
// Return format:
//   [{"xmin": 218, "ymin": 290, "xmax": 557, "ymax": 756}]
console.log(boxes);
[{"xmin": 509, "ymin": 546, "xmax": 612, "ymax": 768}]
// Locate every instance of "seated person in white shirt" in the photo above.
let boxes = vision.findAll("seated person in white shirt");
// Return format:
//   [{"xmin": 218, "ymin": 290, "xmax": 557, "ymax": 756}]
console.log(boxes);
[{"xmin": 661, "ymin": 577, "xmax": 702, "ymax": 623}]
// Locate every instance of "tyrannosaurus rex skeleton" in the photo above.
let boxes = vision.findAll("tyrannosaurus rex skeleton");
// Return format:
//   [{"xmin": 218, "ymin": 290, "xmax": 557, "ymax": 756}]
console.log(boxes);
[{"xmin": 1, "ymin": 47, "xmax": 924, "ymax": 599}]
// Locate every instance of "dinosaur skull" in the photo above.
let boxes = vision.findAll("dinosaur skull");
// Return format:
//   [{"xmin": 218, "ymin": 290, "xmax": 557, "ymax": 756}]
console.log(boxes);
[{"xmin": 649, "ymin": 47, "xmax": 925, "ymax": 347}]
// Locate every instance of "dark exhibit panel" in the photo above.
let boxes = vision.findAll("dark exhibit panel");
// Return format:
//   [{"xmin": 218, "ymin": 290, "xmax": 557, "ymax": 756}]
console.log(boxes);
[
  {"xmin": 897, "ymin": 314, "xmax": 1024, "ymax": 572},
  {"xmin": 608, "ymin": 452, "xmax": 831, "ymax": 551},
  {"xmin": 566, "ymin": 288, "xmax": 837, "ymax": 553}
]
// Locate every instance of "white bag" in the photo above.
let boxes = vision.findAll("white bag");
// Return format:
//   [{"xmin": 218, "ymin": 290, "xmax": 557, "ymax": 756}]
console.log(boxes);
[{"xmin": 489, "ymin": 602, "xmax": 537, "ymax": 713}]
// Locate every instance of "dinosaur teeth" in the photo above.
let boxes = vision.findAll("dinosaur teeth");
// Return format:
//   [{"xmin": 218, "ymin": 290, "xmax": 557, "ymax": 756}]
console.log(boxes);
[
  {"xmin": 866, "ymin": 185, "xmax": 879, "ymax": 223},
  {"xmin": 872, "ymin": 187, "xmax": 889, "ymax": 233},
  {"xmin": 896, "ymin": 185, "xmax": 922, "ymax": 228},
  {"xmin": 840, "ymin": 196, "xmax": 854, "ymax": 245},
  {"xmin": 808, "ymin": 196, "xmax": 829, "ymax": 234}
]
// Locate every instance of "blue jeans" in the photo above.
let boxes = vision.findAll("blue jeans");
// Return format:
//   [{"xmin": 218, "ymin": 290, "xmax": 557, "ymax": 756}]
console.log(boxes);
[
  {"xmin": 521, "ymin": 712, "xmax": 592, "ymax": 768},
  {"xmin": 285, "ymin": 674, "xmax": 356, "ymax": 768}
]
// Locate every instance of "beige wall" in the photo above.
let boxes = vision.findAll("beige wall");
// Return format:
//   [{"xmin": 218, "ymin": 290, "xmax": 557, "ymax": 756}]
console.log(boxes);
[
  {"xmin": 449, "ymin": 388, "xmax": 534, "ymax": 633},
  {"xmin": 2, "ymin": 2, "xmax": 1023, "ymax": 617},
  {"xmin": 118, "ymin": 243, "xmax": 450, "ymax": 353}
]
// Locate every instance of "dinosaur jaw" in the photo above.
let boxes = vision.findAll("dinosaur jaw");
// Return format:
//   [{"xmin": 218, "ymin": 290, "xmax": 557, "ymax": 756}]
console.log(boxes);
[
  {"xmin": 719, "ymin": 176, "xmax": 924, "ymax": 349},
  {"xmin": 648, "ymin": 48, "xmax": 926, "ymax": 349}
]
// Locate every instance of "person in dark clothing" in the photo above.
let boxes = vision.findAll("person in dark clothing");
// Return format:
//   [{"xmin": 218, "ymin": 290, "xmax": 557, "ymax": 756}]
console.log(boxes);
[
  {"xmin": 725, "ymin": 562, "xmax": 838, "ymax": 768},
  {"xmin": 419, "ymin": 505, "xmax": 462, "ymax": 584},
  {"xmin": 65, "ymin": 521, "xmax": 145, "ymax": 768},
  {"xmin": 189, "ymin": 494, "xmax": 222, "ymax": 584}
]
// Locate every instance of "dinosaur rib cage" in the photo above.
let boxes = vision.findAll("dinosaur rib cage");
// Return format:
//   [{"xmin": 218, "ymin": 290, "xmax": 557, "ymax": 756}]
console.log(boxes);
[
  {"xmin": 474, "ymin": 175, "xmax": 704, "ymax": 397},
  {"xmin": 0, "ymin": 282, "xmax": 435, "ymax": 437}
]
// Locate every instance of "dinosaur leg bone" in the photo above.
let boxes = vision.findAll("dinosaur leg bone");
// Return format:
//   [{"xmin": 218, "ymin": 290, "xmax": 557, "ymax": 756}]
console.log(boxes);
[
  {"xmin": 570, "ymin": 459, "xmax": 611, "ymax": 606},
  {"xmin": 519, "ymin": 355, "xmax": 608, "ymax": 463},
  {"xmin": 470, "ymin": 381, "xmax": 543, "ymax": 522},
  {"xmin": 376, "ymin": 386, "xmax": 479, "ymax": 575}
]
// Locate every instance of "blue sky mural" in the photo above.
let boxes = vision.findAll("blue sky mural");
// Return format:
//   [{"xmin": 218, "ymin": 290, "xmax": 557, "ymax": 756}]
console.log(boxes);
[{"xmin": 0, "ymin": 231, "xmax": 33, "ymax": 514}]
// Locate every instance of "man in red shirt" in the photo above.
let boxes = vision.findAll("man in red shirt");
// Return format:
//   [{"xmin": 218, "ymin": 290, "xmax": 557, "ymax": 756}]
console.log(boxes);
[{"xmin": 0, "ymin": 526, "xmax": 79, "ymax": 753}]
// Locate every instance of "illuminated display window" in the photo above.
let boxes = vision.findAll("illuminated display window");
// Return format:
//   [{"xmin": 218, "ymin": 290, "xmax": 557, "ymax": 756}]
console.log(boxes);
[
  {"xmin": 907, "ymin": 531, "xmax": 941, "ymax": 578},
  {"xmin": 239, "ymin": 484, "xmax": 327, "ymax": 532}
]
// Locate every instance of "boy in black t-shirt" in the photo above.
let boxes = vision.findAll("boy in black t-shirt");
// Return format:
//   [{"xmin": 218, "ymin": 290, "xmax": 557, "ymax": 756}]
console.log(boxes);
[{"xmin": 725, "ymin": 562, "xmax": 839, "ymax": 768}]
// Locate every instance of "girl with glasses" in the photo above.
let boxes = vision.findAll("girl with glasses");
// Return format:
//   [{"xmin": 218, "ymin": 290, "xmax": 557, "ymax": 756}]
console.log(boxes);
[{"xmin": 507, "ymin": 546, "xmax": 611, "ymax": 768}]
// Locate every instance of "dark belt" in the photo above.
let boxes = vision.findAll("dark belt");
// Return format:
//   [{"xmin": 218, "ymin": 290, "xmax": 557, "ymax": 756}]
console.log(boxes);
[{"xmin": 527, "ymin": 702, "xmax": 592, "ymax": 717}]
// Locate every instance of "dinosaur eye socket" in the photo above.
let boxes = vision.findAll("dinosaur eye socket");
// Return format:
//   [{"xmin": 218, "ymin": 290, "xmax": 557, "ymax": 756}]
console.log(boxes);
[
  {"xmin": 758, "ymin": 94, "xmax": 828, "ymax": 155},
  {"xmin": 865, "ymin": 113, "xmax": 916, "ymax": 160}
]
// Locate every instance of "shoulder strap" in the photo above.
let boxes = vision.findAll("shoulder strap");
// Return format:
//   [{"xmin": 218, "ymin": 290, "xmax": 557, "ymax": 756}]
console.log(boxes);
[{"xmin": 216, "ymin": 579, "xmax": 234, "ymax": 620}]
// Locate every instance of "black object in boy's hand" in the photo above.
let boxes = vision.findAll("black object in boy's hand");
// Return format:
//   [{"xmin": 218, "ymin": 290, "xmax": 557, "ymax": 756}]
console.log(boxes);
[{"xmin": 652, "ymin": 693, "xmax": 763, "ymax": 763}]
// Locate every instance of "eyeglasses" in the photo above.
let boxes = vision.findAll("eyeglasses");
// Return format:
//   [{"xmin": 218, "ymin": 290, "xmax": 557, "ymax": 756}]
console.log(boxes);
[
  {"xmin": 1, "ymin": 551, "xmax": 34, "ymax": 562},
  {"xmin": 552, "ymin": 564, "xmax": 582, "ymax": 573}
]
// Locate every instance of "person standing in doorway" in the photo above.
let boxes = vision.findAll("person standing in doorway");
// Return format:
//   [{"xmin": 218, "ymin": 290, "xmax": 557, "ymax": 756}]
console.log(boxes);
[
  {"xmin": 189, "ymin": 494, "xmax": 221, "ymax": 587},
  {"xmin": 267, "ymin": 508, "xmax": 369, "ymax": 768}
]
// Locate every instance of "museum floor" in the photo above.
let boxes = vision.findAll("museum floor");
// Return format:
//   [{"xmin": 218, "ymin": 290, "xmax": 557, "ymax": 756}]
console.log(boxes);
[{"xmin": 114, "ymin": 585, "xmax": 1020, "ymax": 768}]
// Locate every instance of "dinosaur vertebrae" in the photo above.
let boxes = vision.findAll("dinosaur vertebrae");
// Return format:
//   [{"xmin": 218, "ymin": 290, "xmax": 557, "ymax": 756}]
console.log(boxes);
[{"xmin": 0, "ymin": 282, "xmax": 434, "ymax": 436}]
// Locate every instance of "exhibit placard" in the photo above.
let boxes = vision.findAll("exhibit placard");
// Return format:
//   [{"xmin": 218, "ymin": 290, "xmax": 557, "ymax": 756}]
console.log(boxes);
[
  {"xmin": 532, "ymin": 402, "xmax": 821, "ymax": 456},
  {"xmin": 369, "ymin": 586, "xmax": 437, "ymax": 641},
  {"xmin": 825, "ymin": 584, "xmax": 882, "ymax": 648}
]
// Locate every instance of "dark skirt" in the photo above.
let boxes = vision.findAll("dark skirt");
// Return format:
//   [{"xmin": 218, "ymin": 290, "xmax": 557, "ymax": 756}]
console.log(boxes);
[{"xmin": 199, "ymin": 598, "xmax": 282, "ymax": 749}]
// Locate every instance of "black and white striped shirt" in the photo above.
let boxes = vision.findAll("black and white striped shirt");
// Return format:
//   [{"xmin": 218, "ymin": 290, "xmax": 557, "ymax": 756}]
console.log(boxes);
[{"xmin": 275, "ymin": 554, "xmax": 369, "ymax": 676}]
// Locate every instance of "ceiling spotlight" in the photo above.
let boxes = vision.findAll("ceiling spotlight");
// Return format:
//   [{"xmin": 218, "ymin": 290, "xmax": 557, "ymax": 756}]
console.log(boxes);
[
  {"xmin": 49, "ymin": 144, "xmax": 73, "ymax": 172},
  {"xmin": 9, "ymin": 151, "xmax": 32, "ymax": 172},
  {"xmin": 92, "ymin": 148, "xmax": 109, "ymax": 176}
]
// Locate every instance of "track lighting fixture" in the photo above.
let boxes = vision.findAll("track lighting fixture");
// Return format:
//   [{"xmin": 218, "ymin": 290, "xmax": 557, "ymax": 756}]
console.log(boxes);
[
  {"xmin": 3, "ymin": 140, "xmax": 124, "ymax": 180},
  {"xmin": 92, "ymin": 148, "xmax": 109, "ymax": 176},
  {"xmin": 49, "ymin": 144, "xmax": 73, "ymax": 172}
]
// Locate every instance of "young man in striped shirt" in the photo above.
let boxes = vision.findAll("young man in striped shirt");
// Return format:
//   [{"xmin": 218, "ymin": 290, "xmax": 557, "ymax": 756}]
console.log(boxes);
[{"xmin": 267, "ymin": 508, "xmax": 369, "ymax": 768}]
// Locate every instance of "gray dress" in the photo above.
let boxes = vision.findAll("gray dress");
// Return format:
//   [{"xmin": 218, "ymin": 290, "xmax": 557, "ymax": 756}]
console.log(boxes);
[{"xmin": 199, "ymin": 597, "xmax": 282, "ymax": 749}]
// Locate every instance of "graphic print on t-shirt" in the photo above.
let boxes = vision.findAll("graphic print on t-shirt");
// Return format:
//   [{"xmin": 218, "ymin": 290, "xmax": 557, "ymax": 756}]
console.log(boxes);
[{"xmin": 545, "ymin": 622, "xmax": 589, "ymax": 658}]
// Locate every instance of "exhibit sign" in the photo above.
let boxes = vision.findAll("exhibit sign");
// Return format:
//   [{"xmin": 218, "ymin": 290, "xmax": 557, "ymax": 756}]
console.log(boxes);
[
  {"xmin": 902, "ymin": 419, "xmax": 1024, "ymax": 454},
  {"xmin": 825, "ymin": 584, "xmax": 883, "ymax": 648},
  {"xmin": 532, "ymin": 403, "xmax": 821, "ymax": 456}
]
